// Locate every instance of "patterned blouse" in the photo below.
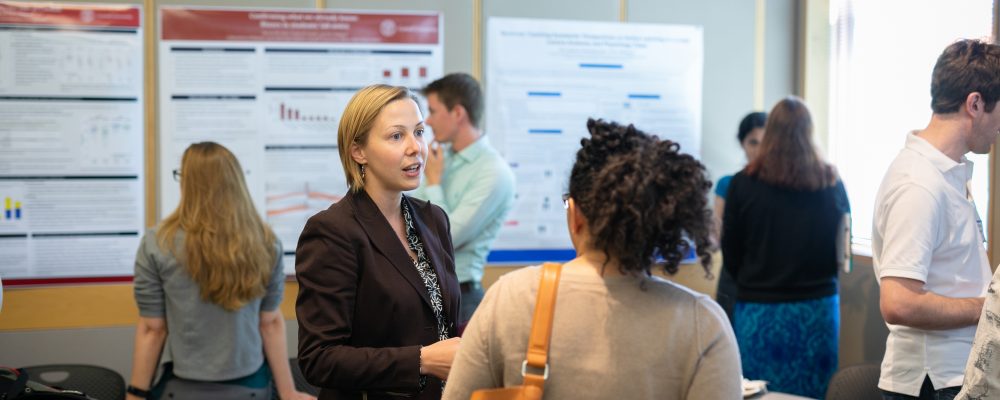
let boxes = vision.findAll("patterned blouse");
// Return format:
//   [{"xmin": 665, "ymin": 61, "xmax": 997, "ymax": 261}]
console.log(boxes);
[{"xmin": 402, "ymin": 200, "xmax": 450, "ymax": 342}]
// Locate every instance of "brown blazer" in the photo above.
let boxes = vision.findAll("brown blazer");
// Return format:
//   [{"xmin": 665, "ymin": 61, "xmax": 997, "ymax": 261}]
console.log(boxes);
[{"xmin": 295, "ymin": 190, "xmax": 460, "ymax": 400}]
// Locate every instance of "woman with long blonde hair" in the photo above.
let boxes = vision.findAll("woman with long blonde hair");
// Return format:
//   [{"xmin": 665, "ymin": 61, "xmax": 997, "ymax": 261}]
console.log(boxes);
[{"xmin": 128, "ymin": 142, "xmax": 314, "ymax": 400}]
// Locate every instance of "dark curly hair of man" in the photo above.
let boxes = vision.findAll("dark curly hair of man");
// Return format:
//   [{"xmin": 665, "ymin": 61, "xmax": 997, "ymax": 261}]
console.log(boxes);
[{"xmin": 568, "ymin": 118, "xmax": 714, "ymax": 275}]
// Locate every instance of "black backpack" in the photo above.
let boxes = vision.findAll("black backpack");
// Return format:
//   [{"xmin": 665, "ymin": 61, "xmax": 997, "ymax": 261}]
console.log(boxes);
[{"xmin": 0, "ymin": 368, "xmax": 93, "ymax": 400}]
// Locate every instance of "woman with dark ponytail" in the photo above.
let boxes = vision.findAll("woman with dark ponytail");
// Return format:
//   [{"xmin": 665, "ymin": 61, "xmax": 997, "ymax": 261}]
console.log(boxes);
[{"xmin": 442, "ymin": 119, "xmax": 742, "ymax": 400}]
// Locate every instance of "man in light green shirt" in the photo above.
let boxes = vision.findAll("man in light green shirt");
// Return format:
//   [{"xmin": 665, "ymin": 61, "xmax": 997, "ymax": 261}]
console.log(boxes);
[{"xmin": 411, "ymin": 73, "xmax": 515, "ymax": 324}]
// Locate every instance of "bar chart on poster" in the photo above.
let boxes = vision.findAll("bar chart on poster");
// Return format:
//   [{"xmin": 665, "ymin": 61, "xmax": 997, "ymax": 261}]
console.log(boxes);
[
  {"xmin": 485, "ymin": 17, "xmax": 703, "ymax": 263},
  {"xmin": 0, "ymin": 1, "xmax": 145, "ymax": 281},
  {"xmin": 158, "ymin": 7, "xmax": 443, "ymax": 273}
]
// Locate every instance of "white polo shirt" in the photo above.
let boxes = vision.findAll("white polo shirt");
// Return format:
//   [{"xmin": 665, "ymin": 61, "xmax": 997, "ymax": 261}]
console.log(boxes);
[{"xmin": 873, "ymin": 132, "xmax": 990, "ymax": 396}]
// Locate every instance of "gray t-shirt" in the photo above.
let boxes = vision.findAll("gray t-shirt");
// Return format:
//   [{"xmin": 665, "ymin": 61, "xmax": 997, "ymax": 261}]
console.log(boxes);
[
  {"xmin": 442, "ymin": 265, "xmax": 743, "ymax": 400},
  {"xmin": 133, "ymin": 228, "xmax": 285, "ymax": 381}
]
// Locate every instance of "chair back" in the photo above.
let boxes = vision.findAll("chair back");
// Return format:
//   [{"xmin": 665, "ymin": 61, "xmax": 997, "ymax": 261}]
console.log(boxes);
[
  {"xmin": 22, "ymin": 364, "xmax": 125, "ymax": 400},
  {"xmin": 825, "ymin": 363, "xmax": 881, "ymax": 400}
]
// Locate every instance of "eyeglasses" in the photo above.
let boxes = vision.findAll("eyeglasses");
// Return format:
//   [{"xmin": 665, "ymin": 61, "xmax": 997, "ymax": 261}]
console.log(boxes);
[
  {"xmin": 562, "ymin": 193, "xmax": 571, "ymax": 210},
  {"xmin": 172, "ymin": 169, "xmax": 181, "ymax": 182}
]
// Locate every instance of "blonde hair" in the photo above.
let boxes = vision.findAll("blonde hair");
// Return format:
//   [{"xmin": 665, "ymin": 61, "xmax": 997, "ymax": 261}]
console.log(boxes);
[
  {"xmin": 157, "ymin": 142, "xmax": 277, "ymax": 311},
  {"xmin": 338, "ymin": 84, "xmax": 418, "ymax": 192}
]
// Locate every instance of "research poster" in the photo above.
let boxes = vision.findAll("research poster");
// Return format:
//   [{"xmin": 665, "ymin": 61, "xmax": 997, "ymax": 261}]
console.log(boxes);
[
  {"xmin": 486, "ymin": 18, "xmax": 703, "ymax": 261},
  {"xmin": 158, "ymin": 7, "xmax": 443, "ymax": 272},
  {"xmin": 0, "ymin": 1, "xmax": 144, "ymax": 280}
]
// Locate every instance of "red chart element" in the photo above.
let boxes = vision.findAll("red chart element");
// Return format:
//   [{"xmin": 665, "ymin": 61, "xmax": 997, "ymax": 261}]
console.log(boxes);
[{"xmin": 278, "ymin": 102, "xmax": 332, "ymax": 122}]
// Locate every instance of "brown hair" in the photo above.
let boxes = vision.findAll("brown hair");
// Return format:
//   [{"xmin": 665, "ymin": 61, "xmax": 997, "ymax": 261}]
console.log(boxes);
[
  {"xmin": 338, "ymin": 84, "xmax": 418, "ymax": 192},
  {"xmin": 931, "ymin": 39, "xmax": 1000, "ymax": 114},
  {"xmin": 157, "ymin": 142, "xmax": 277, "ymax": 311},
  {"xmin": 421, "ymin": 72, "xmax": 484, "ymax": 128},
  {"xmin": 569, "ymin": 118, "xmax": 714, "ymax": 275},
  {"xmin": 746, "ymin": 96, "xmax": 837, "ymax": 191}
]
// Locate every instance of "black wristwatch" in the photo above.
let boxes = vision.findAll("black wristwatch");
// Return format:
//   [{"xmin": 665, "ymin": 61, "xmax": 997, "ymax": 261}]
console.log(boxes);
[{"xmin": 126, "ymin": 385, "xmax": 151, "ymax": 398}]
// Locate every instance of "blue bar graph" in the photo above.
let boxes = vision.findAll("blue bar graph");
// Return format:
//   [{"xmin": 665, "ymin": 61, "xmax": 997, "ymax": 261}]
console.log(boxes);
[
  {"xmin": 3, "ymin": 197, "xmax": 20, "ymax": 220},
  {"xmin": 528, "ymin": 129, "xmax": 563, "ymax": 134},
  {"xmin": 579, "ymin": 63, "xmax": 623, "ymax": 69},
  {"xmin": 487, "ymin": 247, "xmax": 696, "ymax": 263},
  {"xmin": 487, "ymin": 249, "xmax": 576, "ymax": 263}
]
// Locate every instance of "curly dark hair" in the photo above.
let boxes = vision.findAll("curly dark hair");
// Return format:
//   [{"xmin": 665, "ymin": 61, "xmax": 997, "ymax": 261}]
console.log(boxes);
[{"xmin": 569, "ymin": 118, "xmax": 714, "ymax": 276}]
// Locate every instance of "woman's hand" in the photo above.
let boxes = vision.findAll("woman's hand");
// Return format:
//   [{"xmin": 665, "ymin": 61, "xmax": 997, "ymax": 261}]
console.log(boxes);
[{"xmin": 419, "ymin": 337, "xmax": 461, "ymax": 379}]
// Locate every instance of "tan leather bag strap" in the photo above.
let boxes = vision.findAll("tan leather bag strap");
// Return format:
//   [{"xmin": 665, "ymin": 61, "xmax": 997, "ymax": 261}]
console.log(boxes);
[{"xmin": 521, "ymin": 262, "xmax": 563, "ymax": 390}]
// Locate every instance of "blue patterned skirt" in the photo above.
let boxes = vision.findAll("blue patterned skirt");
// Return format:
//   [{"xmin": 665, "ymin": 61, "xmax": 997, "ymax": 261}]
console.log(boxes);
[{"xmin": 735, "ymin": 294, "xmax": 839, "ymax": 399}]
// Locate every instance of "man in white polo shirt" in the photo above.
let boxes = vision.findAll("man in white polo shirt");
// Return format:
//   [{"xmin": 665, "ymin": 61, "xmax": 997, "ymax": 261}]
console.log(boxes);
[{"xmin": 874, "ymin": 39, "xmax": 1000, "ymax": 400}]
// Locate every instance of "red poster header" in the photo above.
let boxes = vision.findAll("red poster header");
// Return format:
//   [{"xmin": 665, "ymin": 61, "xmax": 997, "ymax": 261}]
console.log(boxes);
[
  {"xmin": 161, "ymin": 8, "xmax": 440, "ymax": 44},
  {"xmin": 0, "ymin": 1, "xmax": 140, "ymax": 28}
]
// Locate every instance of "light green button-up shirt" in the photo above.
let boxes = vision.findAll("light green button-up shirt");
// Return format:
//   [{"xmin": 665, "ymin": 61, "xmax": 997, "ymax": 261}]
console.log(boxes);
[{"xmin": 410, "ymin": 137, "xmax": 515, "ymax": 284}]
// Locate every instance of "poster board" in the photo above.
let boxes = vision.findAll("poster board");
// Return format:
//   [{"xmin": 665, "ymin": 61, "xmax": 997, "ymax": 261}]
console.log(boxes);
[
  {"xmin": 0, "ymin": 1, "xmax": 145, "ymax": 283},
  {"xmin": 158, "ymin": 7, "xmax": 443, "ymax": 274},
  {"xmin": 486, "ymin": 17, "xmax": 704, "ymax": 263}
]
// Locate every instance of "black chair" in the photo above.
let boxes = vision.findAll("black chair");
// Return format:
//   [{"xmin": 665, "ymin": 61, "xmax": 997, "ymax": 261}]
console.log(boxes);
[
  {"xmin": 825, "ymin": 363, "xmax": 882, "ymax": 400},
  {"xmin": 21, "ymin": 364, "xmax": 126, "ymax": 400}
]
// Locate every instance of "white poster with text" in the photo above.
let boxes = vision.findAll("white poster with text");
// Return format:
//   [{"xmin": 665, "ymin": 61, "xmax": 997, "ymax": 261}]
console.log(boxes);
[
  {"xmin": 486, "ymin": 17, "xmax": 702, "ymax": 262},
  {"xmin": 0, "ymin": 1, "xmax": 144, "ymax": 281},
  {"xmin": 158, "ymin": 7, "xmax": 443, "ymax": 273}
]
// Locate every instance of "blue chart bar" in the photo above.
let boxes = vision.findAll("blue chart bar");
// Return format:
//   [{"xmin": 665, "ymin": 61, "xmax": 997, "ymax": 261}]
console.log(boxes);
[
  {"xmin": 487, "ymin": 249, "xmax": 576, "ymax": 263},
  {"xmin": 528, "ymin": 129, "xmax": 562, "ymax": 134},
  {"xmin": 579, "ymin": 63, "xmax": 623, "ymax": 69},
  {"xmin": 628, "ymin": 93, "xmax": 661, "ymax": 99},
  {"xmin": 487, "ymin": 247, "xmax": 697, "ymax": 264},
  {"xmin": 527, "ymin": 91, "xmax": 561, "ymax": 97}
]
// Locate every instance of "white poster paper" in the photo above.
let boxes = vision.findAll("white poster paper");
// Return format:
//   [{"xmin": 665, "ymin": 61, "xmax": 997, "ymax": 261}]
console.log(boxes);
[
  {"xmin": 158, "ymin": 7, "xmax": 443, "ymax": 273},
  {"xmin": 486, "ymin": 18, "xmax": 703, "ymax": 261},
  {"xmin": 0, "ymin": 1, "xmax": 144, "ymax": 281}
]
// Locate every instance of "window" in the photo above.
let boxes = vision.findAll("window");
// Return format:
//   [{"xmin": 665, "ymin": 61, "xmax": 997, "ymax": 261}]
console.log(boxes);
[{"xmin": 828, "ymin": 0, "xmax": 994, "ymax": 254}]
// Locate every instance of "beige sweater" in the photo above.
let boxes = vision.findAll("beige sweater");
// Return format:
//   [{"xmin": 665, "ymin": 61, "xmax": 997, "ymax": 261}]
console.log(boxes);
[{"xmin": 442, "ymin": 265, "xmax": 743, "ymax": 400}]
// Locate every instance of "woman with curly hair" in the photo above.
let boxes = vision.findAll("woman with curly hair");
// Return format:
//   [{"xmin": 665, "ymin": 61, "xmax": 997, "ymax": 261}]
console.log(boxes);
[
  {"xmin": 722, "ymin": 97, "xmax": 850, "ymax": 398},
  {"xmin": 442, "ymin": 118, "xmax": 741, "ymax": 399}
]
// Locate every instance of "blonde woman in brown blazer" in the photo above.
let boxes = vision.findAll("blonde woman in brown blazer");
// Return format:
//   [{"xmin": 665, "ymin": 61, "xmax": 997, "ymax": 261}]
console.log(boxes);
[{"xmin": 295, "ymin": 85, "xmax": 461, "ymax": 400}]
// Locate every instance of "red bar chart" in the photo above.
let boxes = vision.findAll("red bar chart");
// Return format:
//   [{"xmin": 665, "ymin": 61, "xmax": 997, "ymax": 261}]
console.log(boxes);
[{"xmin": 277, "ymin": 102, "xmax": 333, "ymax": 122}]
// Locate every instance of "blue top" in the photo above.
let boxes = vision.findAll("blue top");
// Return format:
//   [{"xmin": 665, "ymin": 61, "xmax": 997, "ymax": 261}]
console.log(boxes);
[{"xmin": 715, "ymin": 175, "xmax": 734, "ymax": 198}]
